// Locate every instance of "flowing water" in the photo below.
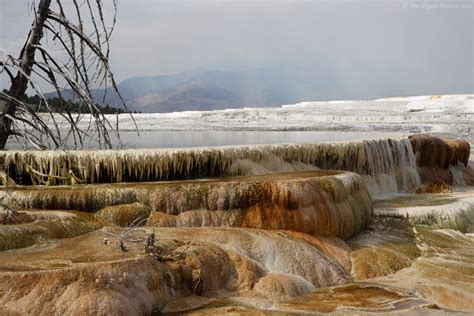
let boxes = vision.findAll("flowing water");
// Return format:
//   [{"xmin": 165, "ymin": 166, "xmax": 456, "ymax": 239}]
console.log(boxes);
[{"xmin": 1, "ymin": 137, "xmax": 421, "ymax": 198}]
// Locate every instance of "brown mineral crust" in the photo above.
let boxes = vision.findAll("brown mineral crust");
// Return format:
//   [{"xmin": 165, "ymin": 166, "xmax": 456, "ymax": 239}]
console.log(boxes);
[
  {"xmin": 273, "ymin": 284, "xmax": 427, "ymax": 313},
  {"xmin": 146, "ymin": 172, "xmax": 372, "ymax": 240},
  {"xmin": 0, "ymin": 227, "xmax": 352, "ymax": 315},
  {"xmin": 1, "ymin": 171, "xmax": 372, "ymax": 240},
  {"xmin": 409, "ymin": 134, "xmax": 470, "ymax": 169},
  {"xmin": 95, "ymin": 202, "xmax": 151, "ymax": 226}
]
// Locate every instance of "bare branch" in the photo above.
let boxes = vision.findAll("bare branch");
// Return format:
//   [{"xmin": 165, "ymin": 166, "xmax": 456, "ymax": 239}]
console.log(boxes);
[
  {"xmin": 0, "ymin": 0, "xmax": 137, "ymax": 151},
  {"xmin": 0, "ymin": 61, "xmax": 15, "ymax": 82}
]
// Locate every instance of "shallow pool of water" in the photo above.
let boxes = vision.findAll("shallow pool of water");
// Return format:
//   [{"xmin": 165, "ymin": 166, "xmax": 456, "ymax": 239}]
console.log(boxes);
[
  {"xmin": 6, "ymin": 130, "xmax": 405, "ymax": 150},
  {"xmin": 120, "ymin": 130, "xmax": 407, "ymax": 149}
]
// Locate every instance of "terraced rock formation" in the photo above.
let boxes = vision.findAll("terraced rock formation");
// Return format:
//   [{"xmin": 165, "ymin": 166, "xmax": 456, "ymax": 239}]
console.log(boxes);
[{"xmin": 1, "ymin": 134, "xmax": 473, "ymax": 314}]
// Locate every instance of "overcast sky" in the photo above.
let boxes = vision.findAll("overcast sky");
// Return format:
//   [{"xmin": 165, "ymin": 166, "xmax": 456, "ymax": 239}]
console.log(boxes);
[{"xmin": 1, "ymin": 0, "xmax": 473, "ymax": 97}]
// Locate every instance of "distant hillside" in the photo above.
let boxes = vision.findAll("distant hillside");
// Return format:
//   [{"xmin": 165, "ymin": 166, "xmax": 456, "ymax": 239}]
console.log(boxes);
[
  {"xmin": 42, "ymin": 62, "xmax": 474, "ymax": 113},
  {"xmin": 124, "ymin": 64, "xmax": 343, "ymax": 112},
  {"xmin": 46, "ymin": 64, "xmax": 352, "ymax": 113}
]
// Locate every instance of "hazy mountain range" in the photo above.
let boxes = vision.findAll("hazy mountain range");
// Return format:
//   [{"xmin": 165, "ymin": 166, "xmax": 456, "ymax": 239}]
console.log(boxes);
[
  {"xmin": 47, "ymin": 63, "xmax": 465, "ymax": 113},
  {"xmin": 120, "ymin": 64, "xmax": 343, "ymax": 113},
  {"xmin": 47, "ymin": 64, "xmax": 360, "ymax": 113}
]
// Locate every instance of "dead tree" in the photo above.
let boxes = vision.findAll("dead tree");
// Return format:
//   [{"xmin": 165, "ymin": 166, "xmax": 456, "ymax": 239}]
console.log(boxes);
[{"xmin": 0, "ymin": 0, "xmax": 135, "ymax": 150}]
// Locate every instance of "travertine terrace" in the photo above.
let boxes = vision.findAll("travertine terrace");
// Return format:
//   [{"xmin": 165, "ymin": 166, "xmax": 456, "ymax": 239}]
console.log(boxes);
[{"xmin": 1, "ymin": 134, "xmax": 473, "ymax": 314}]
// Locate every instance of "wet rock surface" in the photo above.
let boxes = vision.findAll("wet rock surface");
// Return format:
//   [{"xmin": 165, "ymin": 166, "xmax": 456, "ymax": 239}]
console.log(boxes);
[
  {"xmin": 273, "ymin": 284, "xmax": 430, "ymax": 313},
  {"xmin": 0, "ymin": 171, "xmax": 373, "ymax": 240},
  {"xmin": 0, "ymin": 135, "xmax": 473, "ymax": 314},
  {"xmin": 0, "ymin": 227, "xmax": 351, "ymax": 314},
  {"xmin": 0, "ymin": 137, "xmax": 421, "ymax": 197},
  {"xmin": 95, "ymin": 202, "xmax": 151, "ymax": 226}
]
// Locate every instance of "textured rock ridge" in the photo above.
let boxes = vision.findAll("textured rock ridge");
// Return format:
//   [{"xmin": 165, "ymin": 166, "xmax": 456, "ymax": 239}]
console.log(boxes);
[
  {"xmin": 409, "ymin": 134, "xmax": 472, "ymax": 184},
  {"xmin": 0, "ymin": 171, "xmax": 372, "ymax": 240},
  {"xmin": 0, "ymin": 137, "xmax": 421, "ymax": 195}
]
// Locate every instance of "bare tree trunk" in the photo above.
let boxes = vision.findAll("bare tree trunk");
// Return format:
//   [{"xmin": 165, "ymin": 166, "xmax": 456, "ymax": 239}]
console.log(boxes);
[
  {"xmin": 0, "ymin": 0, "xmax": 133, "ymax": 150},
  {"xmin": 0, "ymin": 0, "xmax": 52, "ymax": 149}
]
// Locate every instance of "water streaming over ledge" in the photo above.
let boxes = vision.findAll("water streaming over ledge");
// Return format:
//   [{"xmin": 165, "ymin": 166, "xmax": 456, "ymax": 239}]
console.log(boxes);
[{"xmin": 1, "ymin": 137, "xmax": 421, "ymax": 197}]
